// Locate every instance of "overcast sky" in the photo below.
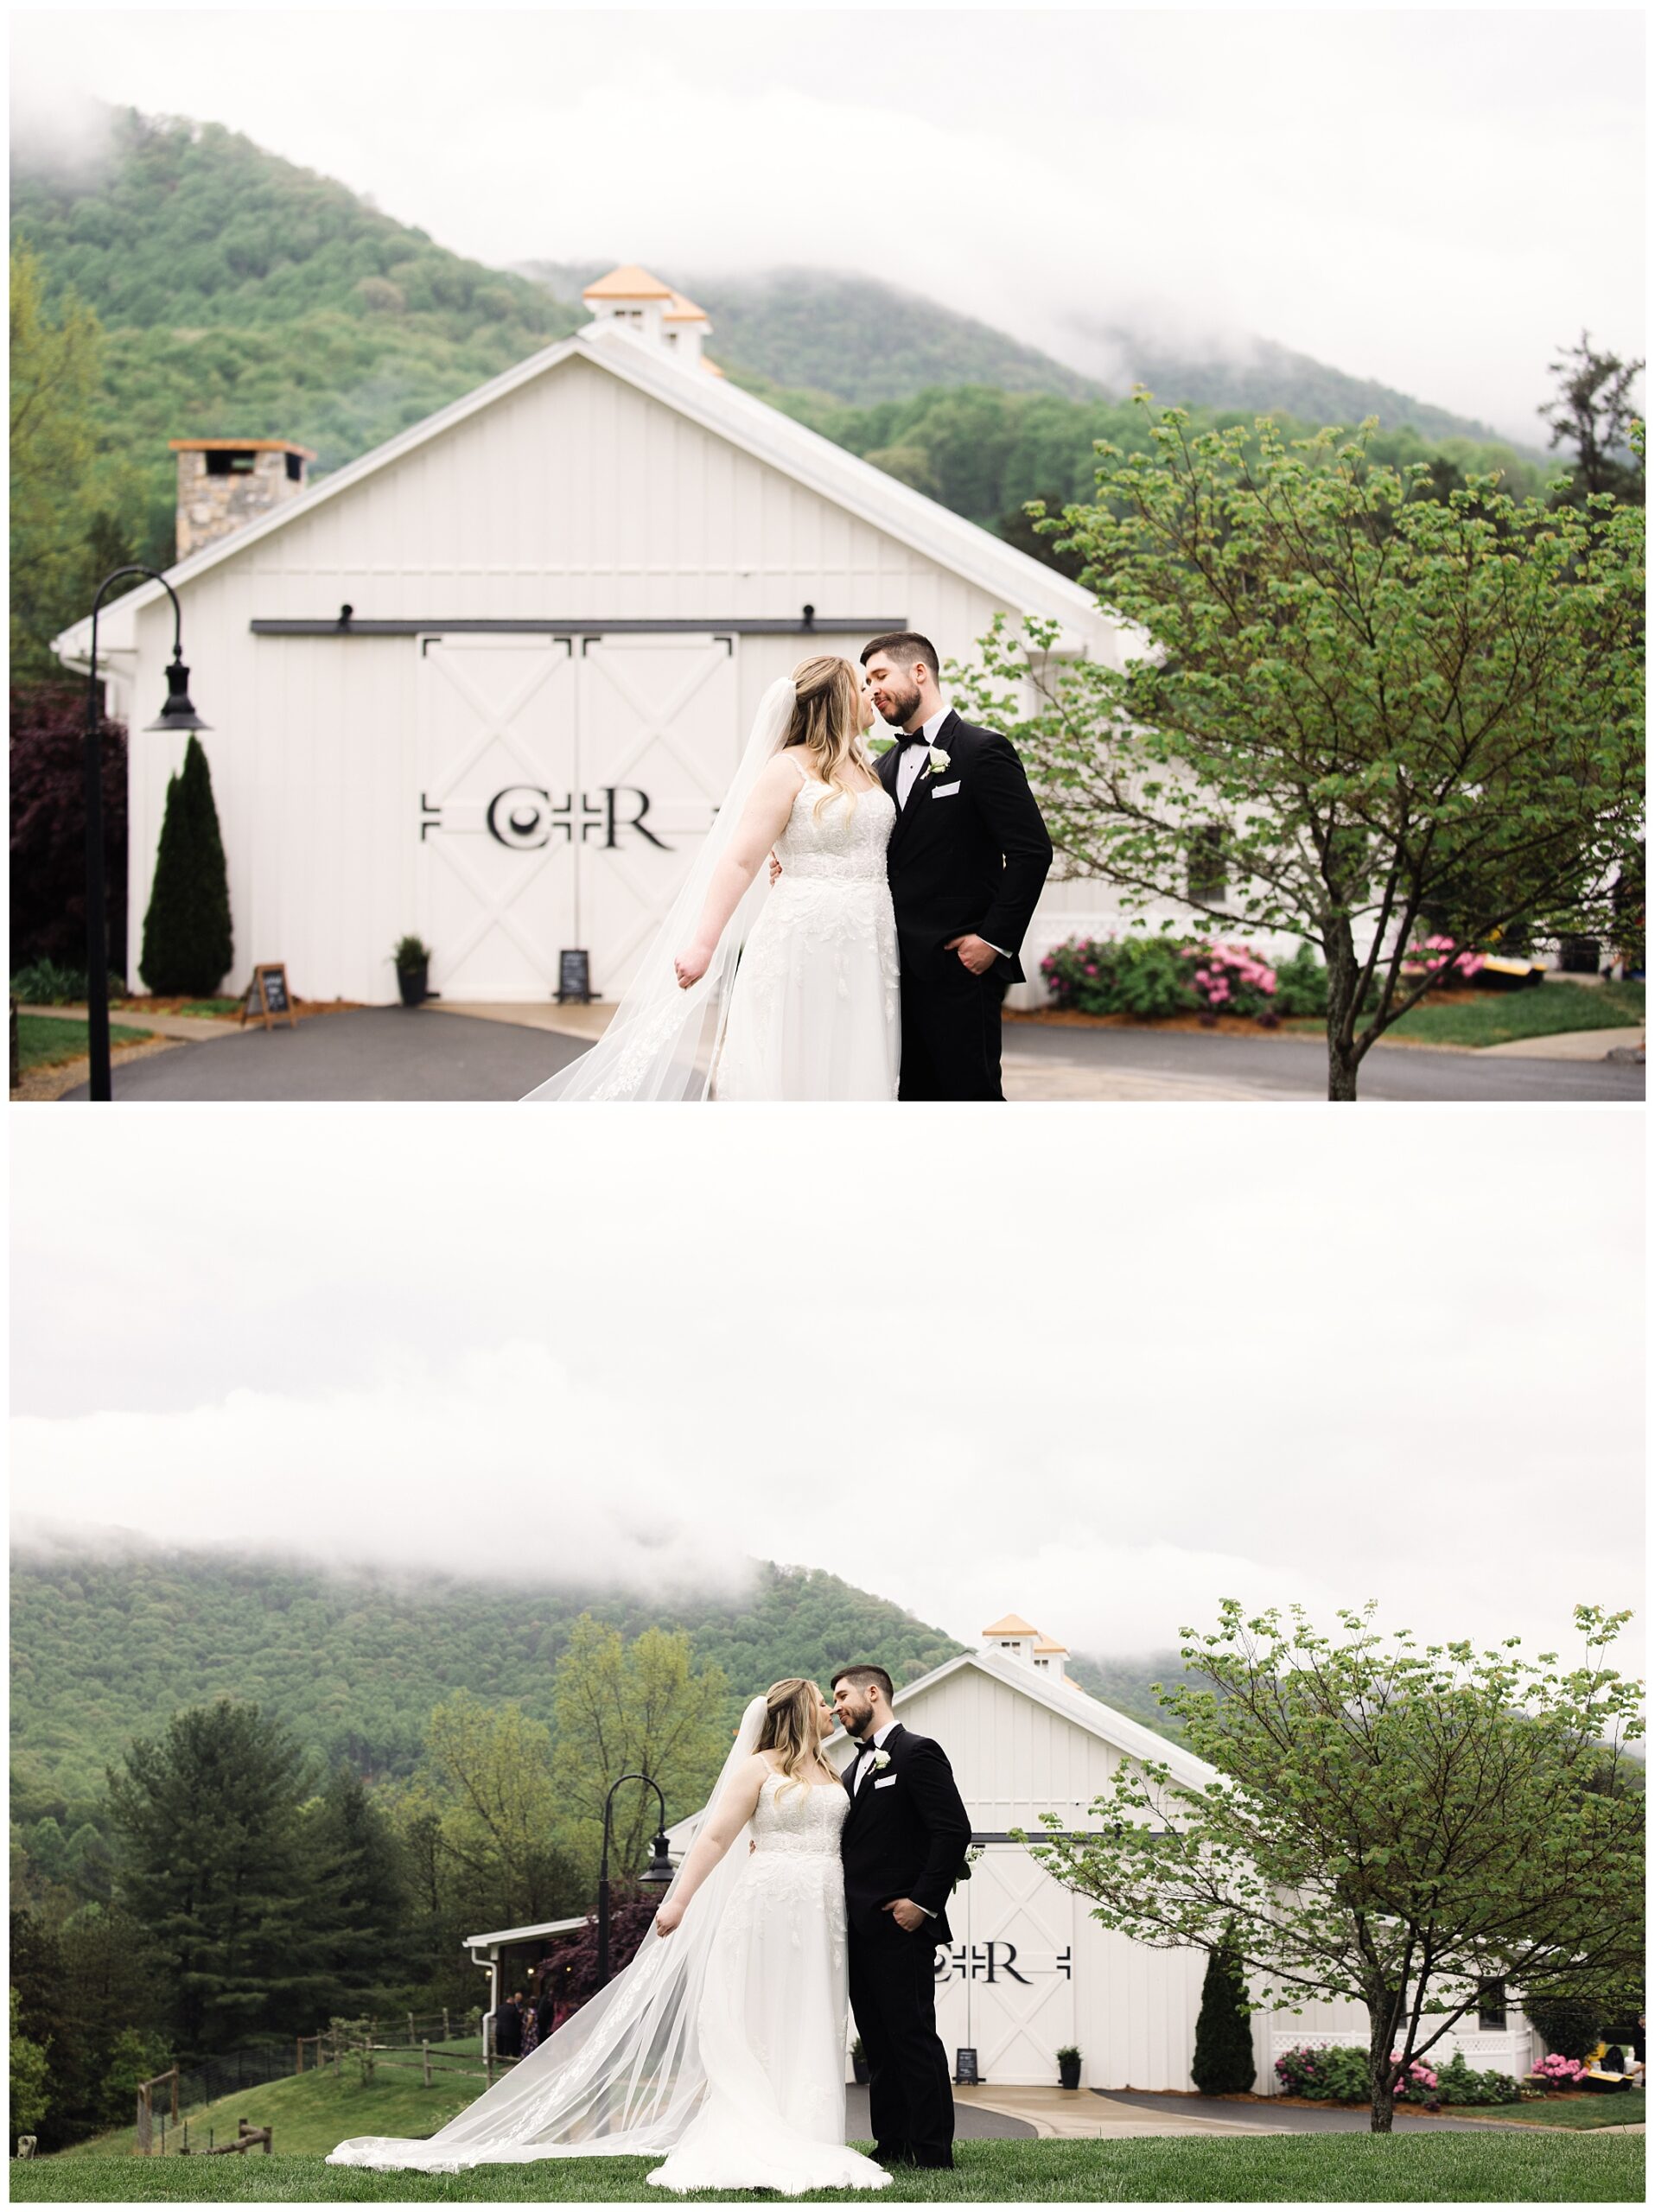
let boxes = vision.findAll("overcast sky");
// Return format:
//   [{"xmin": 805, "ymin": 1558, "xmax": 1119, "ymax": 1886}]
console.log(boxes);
[
  {"xmin": 10, "ymin": 1109, "xmax": 1644, "ymax": 1679},
  {"xmin": 10, "ymin": 6, "xmax": 1645, "ymax": 443}
]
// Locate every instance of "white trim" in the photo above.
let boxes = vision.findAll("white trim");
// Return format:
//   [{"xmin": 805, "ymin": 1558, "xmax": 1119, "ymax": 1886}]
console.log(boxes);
[
  {"xmin": 52, "ymin": 322, "xmax": 1124, "ymax": 670},
  {"xmin": 461, "ymin": 1914, "xmax": 587, "ymax": 1948}
]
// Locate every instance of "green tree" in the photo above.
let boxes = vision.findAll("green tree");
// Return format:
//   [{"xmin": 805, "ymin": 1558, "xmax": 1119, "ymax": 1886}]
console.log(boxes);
[
  {"xmin": 105, "ymin": 1700, "xmax": 325, "ymax": 2053},
  {"xmin": 9, "ymin": 246, "xmax": 102, "ymax": 683},
  {"xmin": 955, "ymin": 403, "xmax": 1645, "ymax": 1098},
  {"xmin": 1191, "ymin": 1928, "xmax": 1255, "ymax": 2095},
  {"xmin": 417, "ymin": 1692, "xmax": 578, "ymax": 1931},
  {"xmin": 137, "ymin": 734, "xmax": 233, "ymax": 995},
  {"xmin": 1539, "ymin": 332, "xmax": 1645, "ymax": 508},
  {"xmin": 551, "ymin": 1618, "xmax": 730, "ymax": 1882},
  {"xmin": 10, "ymin": 1986, "xmax": 53, "ymax": 2138},
  {"xmin": 98, "ymin": 2025, "xmax": 172, "ymax": 2128},
  {"xmin": 1016, "ymin": 1602, "xmax": 1644, "ymax": 2133},
  {"xmin": 305, "ymin": 1766, "xmax": 411, "ymax": 2012}
]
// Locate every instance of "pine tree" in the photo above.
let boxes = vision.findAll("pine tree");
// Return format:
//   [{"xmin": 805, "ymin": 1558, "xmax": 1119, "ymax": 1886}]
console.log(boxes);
[
  {"xmin": 1191, "ymin": 1929, "xmax": 1255, "ymax": 2095},
  {"xmin": 138, "ymin": 734, "xmax": 232, "ymax": 995},
  {"xmin": 307, "ymin": 1766, "xmax": 411, "ymax": 2012},
  {"xmin": 105, "ymin": 1700, "xmax": 324, "ymax": 2054}
]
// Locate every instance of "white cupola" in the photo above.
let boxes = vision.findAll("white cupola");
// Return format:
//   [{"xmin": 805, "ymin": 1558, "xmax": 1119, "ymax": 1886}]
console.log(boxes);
[{"xmin": 581, "ymin": 265, "xmax": 722, "ymax": 375}]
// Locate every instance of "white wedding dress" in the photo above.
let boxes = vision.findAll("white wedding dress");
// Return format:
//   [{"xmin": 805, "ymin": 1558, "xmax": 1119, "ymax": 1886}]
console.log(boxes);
[
  {"xmin": 646, "ymin": 1772, "xmax": 888, "ymax": 2194},
  {"xmin": 714, "ymin": 766, "xmax": 901, "ymax": 1102},
  {"xmin": 327, "ymin": 1700, "xmax": 888, "ymax": 2195}
]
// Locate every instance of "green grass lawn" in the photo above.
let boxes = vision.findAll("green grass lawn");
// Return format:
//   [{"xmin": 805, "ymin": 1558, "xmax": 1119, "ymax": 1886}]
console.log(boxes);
[
  {"xmin": 1450, "ymin": 2088, "xmax": 1645, "ymax": 2130},
  {"xmin": 16, "ymin": 1014, "xmax": 154, "ymax": 1072},
  {"xmin": 1285, "ymin": 981, "xmax": 1645, "ymax": 1051},
  {"xmin": 63, "ymin": 2060, "xmax": 487, "ymax": 2159},
  {"xmin": 12, "ymin": 2135, "xmax": 1642, "ymax": 2203}
]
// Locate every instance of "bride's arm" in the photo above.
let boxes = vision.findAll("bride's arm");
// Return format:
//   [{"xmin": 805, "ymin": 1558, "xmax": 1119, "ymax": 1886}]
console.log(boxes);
[
  {"xmin": 653, "ymin": 1755, "xmax": 769, "ymax": 1935},
  {"xmin": 674, "ymin": 757, "xmax": 803, "ymax": 989}
]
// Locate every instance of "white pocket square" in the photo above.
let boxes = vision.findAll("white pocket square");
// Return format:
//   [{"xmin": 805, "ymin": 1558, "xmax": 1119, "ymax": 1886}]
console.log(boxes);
[
  {"xmin": 930, "ymin": 781, "xmax": 961, "ymax": 798},
  {"xmin": 873, "ymin": 1774, "xmax": 897, "ymax": 1789}
]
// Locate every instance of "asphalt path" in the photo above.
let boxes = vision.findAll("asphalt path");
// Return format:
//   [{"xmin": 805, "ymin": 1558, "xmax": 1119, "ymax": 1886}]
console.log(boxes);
[
  {"xmin": 1096, "ymin": 2088, "xmax": 1536, "ymax": 2134},
  {"xmin": 843, "ymin": 2087, "xmax": 1034, "ymax": 2142},
  {"xmin": 56, "ymin": 1008, "xmax": 1643, "ymax": 1103},
  {"xmin": 1003, "ymin": 1023, "xmax": 1645, "ymax": 1103}
]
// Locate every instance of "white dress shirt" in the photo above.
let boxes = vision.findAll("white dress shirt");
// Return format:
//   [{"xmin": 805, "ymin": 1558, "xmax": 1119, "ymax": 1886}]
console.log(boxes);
[{"xmin": 894, "ymin": 701, "xmax": 1009, "ymax": 962}]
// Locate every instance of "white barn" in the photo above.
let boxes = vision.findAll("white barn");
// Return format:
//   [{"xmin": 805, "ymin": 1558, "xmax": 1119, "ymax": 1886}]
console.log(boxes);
[
  {"xmin": 54, "ymin": 267, "xmax": 1151, "ymax": 1013},
  {"xmin": 665, "ymin": 1617, "xmax": 1542, "ymax": 2095}
]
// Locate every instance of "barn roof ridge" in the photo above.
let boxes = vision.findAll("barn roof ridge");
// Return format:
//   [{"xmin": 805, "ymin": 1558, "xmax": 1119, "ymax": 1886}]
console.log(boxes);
[{"xmin": 53, "ymin": 322, "xmax": 1120, "ymax": 666}]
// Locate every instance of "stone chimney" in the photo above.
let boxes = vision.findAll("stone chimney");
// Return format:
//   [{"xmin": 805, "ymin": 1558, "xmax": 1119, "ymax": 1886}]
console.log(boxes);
[
  {"xmin": 582, "ymin": 265, "xmax": 722, "ymax": 376},
  {"xmin": 170, "ymin": 438, "xmax": 316, "ymax": 561}
]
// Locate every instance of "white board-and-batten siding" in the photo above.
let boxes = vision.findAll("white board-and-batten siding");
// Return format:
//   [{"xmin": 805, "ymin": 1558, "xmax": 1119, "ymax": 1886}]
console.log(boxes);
[{"xmin": 99, "ymin": 350, "xmax": 1044, "ymax": 1006}]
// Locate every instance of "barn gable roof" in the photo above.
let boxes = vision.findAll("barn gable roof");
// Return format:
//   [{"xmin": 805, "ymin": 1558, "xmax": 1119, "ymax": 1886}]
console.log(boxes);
[
  {"xmin": 663, "ymin": 1646, "xmax": 1219, "ymax": 1848},
  {"xmin": 53, "ymin": 321, "xmax": 1119, "ymax": 668}
]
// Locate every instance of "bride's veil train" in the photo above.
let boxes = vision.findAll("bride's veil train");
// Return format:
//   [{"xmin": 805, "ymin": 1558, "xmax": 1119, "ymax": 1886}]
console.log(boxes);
[
  {"xmin": 326, "ymin": 1695, "xmax": 769, "ymax": 2171},
  {"xmin": 523, "ymin": 678, "xmax": 798, "ymax": 1103}
]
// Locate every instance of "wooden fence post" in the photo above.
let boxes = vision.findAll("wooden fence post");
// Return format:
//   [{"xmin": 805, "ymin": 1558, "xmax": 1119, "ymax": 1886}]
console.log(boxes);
[
  {"xmin": 442, "ymin": 2007, "xmax": 451, "ymax": 2042},
  {"xmin": 408, "ymin": 2012, "xmax": 417, "ymax": 2044},
  {"xmin": 423, "ymin": 2040, "xmax": 432, "ymax": 2088}
]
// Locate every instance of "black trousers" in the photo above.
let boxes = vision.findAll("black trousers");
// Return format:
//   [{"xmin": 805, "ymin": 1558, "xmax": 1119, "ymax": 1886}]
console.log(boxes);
[
  {"xmin": 848, "ymin": 1923, "xmax": 954, "ymax": 2166},
  {"xmin": 898, "ymin": 962, "xmax": 1004, "ymax": 1102}
]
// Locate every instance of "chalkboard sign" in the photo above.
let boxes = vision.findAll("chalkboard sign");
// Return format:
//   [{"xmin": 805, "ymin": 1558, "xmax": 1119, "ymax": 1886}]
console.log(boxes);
[
  {"xmin": 557, "ymin": 949, "xmax": 592, "ymax": 1004},
  {"xmin": 241, "ymin": 963, "xmax": 296, "ymax": 1031},
  {"xmin": 954, "ymin": 2049, "xmax": 979, "ymax": 2086}
]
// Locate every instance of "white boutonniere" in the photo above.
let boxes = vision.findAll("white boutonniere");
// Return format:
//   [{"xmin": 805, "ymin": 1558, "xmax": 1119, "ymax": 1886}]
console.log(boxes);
[
  {"xmin": 923, "ymin": 747, "xmax": 951, "ymax": 780},
  {"xmin": 871, "ymin": 1750, "xmax": 892, "ymax": 1772}
]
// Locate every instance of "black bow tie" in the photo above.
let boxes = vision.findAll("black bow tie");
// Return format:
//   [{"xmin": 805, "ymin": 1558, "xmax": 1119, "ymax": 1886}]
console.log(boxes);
[
  {"xmin": 895, "ymin": 729, "xmax": 931, "ymax": 749},
  {"xmin": 857, "ymin": 1739, "xmax": 879, "ymax": 1758}
]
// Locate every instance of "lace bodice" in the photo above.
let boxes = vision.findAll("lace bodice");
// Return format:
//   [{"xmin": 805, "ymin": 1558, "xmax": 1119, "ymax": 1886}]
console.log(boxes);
[
  {"xmin": 772, "ymin": 774, "xmax": 894, "ymax": 883},
  {"xmin": 750, "ymin": 1770, "xmax": 848, "ymax": 1857}
]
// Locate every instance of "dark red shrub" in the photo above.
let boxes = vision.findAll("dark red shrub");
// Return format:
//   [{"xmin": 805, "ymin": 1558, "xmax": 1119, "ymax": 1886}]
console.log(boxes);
[{"xmin": 10, "ymin": 683, "xmax": 128, "ymax": 974}]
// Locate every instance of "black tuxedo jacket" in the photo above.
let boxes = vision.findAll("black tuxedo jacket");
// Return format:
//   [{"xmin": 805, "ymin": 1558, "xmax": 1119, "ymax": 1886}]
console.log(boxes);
[
  {"xmin": 839, "ymin": 1723, "xmax": 973, "ymax": 1946},
  {"xmin": 877, "ymin": 709, "xmax": 1053, "ymax": 985}
]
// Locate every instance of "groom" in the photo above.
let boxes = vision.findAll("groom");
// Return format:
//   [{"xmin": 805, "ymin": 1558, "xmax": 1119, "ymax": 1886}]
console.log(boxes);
[
  {"xmin": 862, "ymin": 632, "xmax": 1053, "ymax": 1102},
  {"xmin": 832, "ymin": 1664, "xmax": 973, "ymax": 2171}
]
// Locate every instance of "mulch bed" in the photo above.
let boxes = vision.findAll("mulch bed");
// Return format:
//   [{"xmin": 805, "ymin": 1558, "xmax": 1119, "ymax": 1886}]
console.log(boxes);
[{"xmin": 110, "ymin": 996, "xmax": 364, "ymax": 1022}]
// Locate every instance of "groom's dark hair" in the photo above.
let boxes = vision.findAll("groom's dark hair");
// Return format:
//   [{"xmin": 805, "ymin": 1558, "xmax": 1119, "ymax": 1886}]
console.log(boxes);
[
  {"xmin": 832, "ymin": 1663, "xmax": 894, "ymax": 1704},
  {"xmin": 860, "ymin": 632, "xmax": 939, "ymax": 677}
]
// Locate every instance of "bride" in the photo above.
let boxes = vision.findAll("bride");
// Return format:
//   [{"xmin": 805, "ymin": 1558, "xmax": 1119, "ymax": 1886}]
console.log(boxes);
[
  {"xmin": 327, "ymin": 1681, "xmax": 889, "ymax": 2195},
  {"xmin": 524, "ymin": 658, "xmax": 898, "ymax": 1102}
]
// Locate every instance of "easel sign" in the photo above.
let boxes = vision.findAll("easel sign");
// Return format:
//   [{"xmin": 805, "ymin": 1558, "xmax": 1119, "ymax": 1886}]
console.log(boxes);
[
  {"xmin": 557, "ymin": 949, "xmax": 593, "ymax": 1005},
  {"xmin": 241, "ymin": 963, "xmax": 296, "ymax": 1031}
]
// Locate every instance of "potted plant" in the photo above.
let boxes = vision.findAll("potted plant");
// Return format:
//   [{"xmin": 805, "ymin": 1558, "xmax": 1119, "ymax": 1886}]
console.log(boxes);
[
  {"xmin": 851, "ymin": 2038, "xmax": 869, "ymax": 2086},
  {"xmin": 1057, "ymin": 2044, "xmax": 1082, "ymax": 2091},
  {"xmin": 392, "ymin": 935, "xmax": 431, "ymax": 1007}
]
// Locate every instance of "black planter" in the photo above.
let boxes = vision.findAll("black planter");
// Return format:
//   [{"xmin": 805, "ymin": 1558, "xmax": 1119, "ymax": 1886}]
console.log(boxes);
[
  {"xmin": 1558, "ymin": 936, "xmax": 1602, "ymax": 976},
  {"xmin": 852, "ymin": 2056, "xmax": 869, "ymax": 2085},
  {"xmin": 1058, "ymin": 2055, "xmax": 1081, "ymax": 2090},
  {"xmin": 397, "ymin": 960, "xmax": 428, "ymax": 1007}
]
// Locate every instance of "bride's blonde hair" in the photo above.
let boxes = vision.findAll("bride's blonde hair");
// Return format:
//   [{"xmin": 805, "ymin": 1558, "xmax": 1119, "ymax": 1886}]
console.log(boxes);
[
  {"xmin": 756, "ymin": 1677, "xmax": 826, "ymax": 1800},
  {"xmin": 783, "ymin": 657, "xmax": 874, "ymax": 820}
]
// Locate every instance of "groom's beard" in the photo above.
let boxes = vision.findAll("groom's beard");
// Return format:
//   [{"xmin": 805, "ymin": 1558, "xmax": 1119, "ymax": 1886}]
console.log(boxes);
[{"xmin": 880, "ymin": 683, "xmax": 922, "ymax": 731}]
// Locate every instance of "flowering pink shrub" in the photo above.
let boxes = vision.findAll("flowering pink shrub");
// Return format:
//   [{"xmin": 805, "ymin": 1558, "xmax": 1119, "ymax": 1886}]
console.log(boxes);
[
  {"xmin": 1389, "ymin": 2052, "xmax": 1439, "ymax": 2100},
  {"xmin": 1186, "ymin": 942, "xmax": 1278, "ymax": 1020},
  {"xmin": 1402, "ymin": 933, "xmax": 1486, "ymax": 983},
  {"xmin": 1531, "ymin": 2053, "xmax": 1587, "ymax": 2088}
]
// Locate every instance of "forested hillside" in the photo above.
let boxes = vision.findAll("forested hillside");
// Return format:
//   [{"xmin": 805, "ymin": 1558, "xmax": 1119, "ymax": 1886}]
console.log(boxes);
[
  {"xmin": 10, "ymin": 105, "xmax": 582, "ymax": 562},
  {"xmin": 9, "ymin": 1542, "xmax": 966, "ymax": 1799}
]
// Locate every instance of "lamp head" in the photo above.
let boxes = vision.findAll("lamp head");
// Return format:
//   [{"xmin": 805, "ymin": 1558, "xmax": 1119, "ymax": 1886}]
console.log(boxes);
[
  {"xmin": 145, "ymin": 647, "xmax": 209, "ymax": 734},
  {"xmin": 640, "ymin": 1830, "xmax": 674, "ymax": 1888}
]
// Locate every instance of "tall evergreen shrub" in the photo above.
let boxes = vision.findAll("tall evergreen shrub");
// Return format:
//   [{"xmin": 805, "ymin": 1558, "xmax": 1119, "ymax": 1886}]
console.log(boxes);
[
  {"xmin": 138, "ymin": 734, "xmax": 232, "ymax": 994},
  {"xmin": 1192, "ymin": 1931, "xmax": 1256, "ymax": 2094}
]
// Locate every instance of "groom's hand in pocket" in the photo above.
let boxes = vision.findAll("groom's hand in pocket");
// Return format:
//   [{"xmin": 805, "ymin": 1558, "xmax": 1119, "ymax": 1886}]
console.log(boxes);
[{"xmin": 882, "ymin": 1898, "xmax": 927, "ymax": 1932}]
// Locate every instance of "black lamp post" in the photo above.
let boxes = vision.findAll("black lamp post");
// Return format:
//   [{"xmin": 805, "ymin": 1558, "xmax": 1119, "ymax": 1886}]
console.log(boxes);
[
  {"xmin": 595, "ymin": 1772, "xmax": 674, "ymax": 1991},
  {"xmin": 82, "ymin": 566, "xmax": 208, "ymax": 1101}
]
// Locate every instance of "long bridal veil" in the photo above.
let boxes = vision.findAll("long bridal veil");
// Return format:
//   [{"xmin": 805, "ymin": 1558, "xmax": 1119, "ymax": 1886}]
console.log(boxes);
[
  {"xmin": 523, "ymin": 677, "xmax": 798, "ymax": 1102},
  {"xmin": 327, "ymin": 1697, "xmax": 768, "ymax": 2172}
]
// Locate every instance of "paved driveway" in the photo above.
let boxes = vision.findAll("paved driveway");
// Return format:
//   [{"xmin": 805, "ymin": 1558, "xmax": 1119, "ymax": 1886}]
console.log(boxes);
[{"xmin": 51, "ymin": 1007, "xmax": 1643, "ymax": 1103}]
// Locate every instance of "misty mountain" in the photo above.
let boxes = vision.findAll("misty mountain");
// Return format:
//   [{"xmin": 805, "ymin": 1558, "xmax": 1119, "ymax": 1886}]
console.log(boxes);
[
  {"xmin": 518, "ymin": 257, "xmax": 1537, "ymax": 454},
  {"xmin": 10, "ymin": 1536, "xmax": 1187, "ymax": 1806}
]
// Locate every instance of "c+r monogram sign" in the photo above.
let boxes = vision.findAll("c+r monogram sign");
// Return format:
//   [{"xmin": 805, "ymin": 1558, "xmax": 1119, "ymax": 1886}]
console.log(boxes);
[
  {"xmin": 419, "ymin": 786, "xmax": 672, "ymax": 850},
  {"xmin": 933, "ymin": 1943, "xmax": 1073, "ymax": 1985}
]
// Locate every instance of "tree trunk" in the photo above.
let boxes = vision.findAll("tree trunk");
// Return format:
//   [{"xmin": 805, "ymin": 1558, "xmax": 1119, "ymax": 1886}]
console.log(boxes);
[
  {"xmin": 1322, "ymin": 921, "xmax": 1365, "ymax": 1103},
  {"xmin": 1366, "ymin": 1993, "xmax": 1403, "ymax": 2134}
]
